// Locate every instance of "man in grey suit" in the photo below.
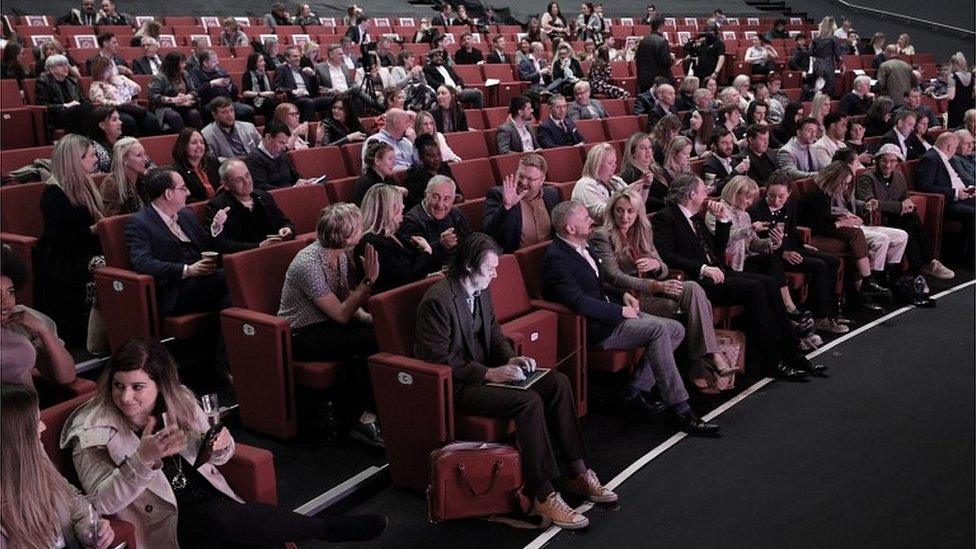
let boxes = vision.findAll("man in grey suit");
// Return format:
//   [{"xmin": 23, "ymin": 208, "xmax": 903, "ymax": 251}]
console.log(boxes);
[
  {"xmin": 314, "ymin": 44, "xmax": 381, "ymax": 112},
  {"xmin": 497, "ymin": 96, "xmax": 539, "ymax": 155},
  {"xmin": 566, "ymin": 81, "xmax": 608, "ymax": 122},
  {"xmin": 776, "ymin": 117, "xmax": 820, "ymax": 181},
  {"xmin": 634, "ymin": 15, "xmax": 674, "ymax": 92},
  {"xmin": 542, "ymin": 201, "xmax": 720, "ymax": 435},
  {"xmin": 414, "ymin": 233, "xmax": 616, "ymax": 529},
  {"xmin": 201, "ymin": 97, "xmax": 262, "ymax": 162}
]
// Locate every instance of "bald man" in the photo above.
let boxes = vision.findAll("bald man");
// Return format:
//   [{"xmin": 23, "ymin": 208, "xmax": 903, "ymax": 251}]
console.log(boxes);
[{"xmin": 361, "ymin": 108, "xmax": 415, "ymax": 171}]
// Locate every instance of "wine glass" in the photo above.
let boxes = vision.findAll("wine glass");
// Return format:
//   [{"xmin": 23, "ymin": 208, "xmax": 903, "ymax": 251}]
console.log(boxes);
[
  {"xmin": 78, "ymin": 495, "xmax": 100, "ymax": 548},
  {"xmin": 667, "ymin": 271, "xmax": 685, "ymax": 316},
  {"xmin": 201, "ymin": 393, "xmax": 220, "ymax": 427}
]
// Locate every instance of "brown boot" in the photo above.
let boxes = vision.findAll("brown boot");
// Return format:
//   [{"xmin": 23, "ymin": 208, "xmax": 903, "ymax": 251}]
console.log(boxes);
[{"xmin": 564, "ymin": 469, "xmax": 618, "ymax": 503}]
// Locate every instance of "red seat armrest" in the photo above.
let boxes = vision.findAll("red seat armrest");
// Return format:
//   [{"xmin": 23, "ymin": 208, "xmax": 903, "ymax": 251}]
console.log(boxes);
[{"xmin": 218, "ymin": 443, "xmax": 278, "ymax": 505}]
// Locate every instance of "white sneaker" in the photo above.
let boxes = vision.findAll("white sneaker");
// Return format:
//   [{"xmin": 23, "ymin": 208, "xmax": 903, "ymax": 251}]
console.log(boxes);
[{"xmin": 921, "ymin": 260, "xmax": 955, "ymax": 280}]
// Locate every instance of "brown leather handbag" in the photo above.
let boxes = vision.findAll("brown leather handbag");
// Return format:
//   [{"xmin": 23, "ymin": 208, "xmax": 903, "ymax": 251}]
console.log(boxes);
[{"xmin": 427, "ymin": 442, "xmax": 526, "ymax": 523}]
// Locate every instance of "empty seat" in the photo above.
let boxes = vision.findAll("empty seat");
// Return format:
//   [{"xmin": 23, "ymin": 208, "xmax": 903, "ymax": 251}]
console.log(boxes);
[
  {"xmin": 573, "ymin": 118, "xmax": 606, "ymax": 142},
  {"xmin": 603, "ymin": 116, "xmax": 641, "ymax": 140},
  {"xmin": 450, "ymin": 158, "xmax": 495, "ymax": 198},
  {"xmin": 267, "ymin": 184, "xmax": 330, "ymax": 234},
  {"xmin": 444, "ymin": 130, "xmax": 489, "ymax": 159},
  {"xmin": 540, "ymin": 147, "xmax": 585, "ymax": 183},
  {"xmin": 289, "ymin": 146, "xmax": 349, "ymax": 179}
]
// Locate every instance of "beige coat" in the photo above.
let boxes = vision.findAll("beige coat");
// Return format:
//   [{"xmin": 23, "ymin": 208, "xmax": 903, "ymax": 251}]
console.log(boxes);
[{"xmin": 60, "ymin": 394, "xmax": 242, "ymax": 549}]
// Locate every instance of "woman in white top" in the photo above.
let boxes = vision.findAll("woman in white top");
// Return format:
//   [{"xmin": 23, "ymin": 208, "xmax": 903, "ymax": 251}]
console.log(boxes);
[
  {"xmin": 572, "ymin": 142, "xmax": 647, "ymax": 221},
  {"xmin": 413, "ymin": 111, "xmax": 461, "ymax": 163}
]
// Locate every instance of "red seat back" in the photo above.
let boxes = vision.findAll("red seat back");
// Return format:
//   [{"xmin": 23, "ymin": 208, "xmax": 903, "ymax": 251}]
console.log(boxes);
[
  {"xmin": 0, "ymin": 182, "xmax": 46, "ymax": 236},
  {"xmin": 40, "ymin": 393, "xmax": 93, "ymax": 485},
  {"xmin": 464, "ymin": 108, "xmax": 486, "ymax": 130},
  {"xmin": 325, "ymin": 175, "xmax": 359, "ymax": 203},
  {"xmin": 513, "ymin": 241, "xmax": 550, "ymax": 300},
  {"xmin": 140, "ymin": 133, "xmax": 178, "ymax": 166},
  {"xmin": 289, "ymin": 146, "xmax": 349, "ymax": 179},
  {"xmin": 482, "ymin": 107, "xmax": 509, "ymax": 128},
  {"xmin": 489, "ymin": 152, "xmax": 522, "ymax": 183},
  {"xmin": 574, "ymin": 118, "xmax": 606, "ymax": 142},
  {"xmin": 540, "ymin": 147, "xmax": 586, "ymax": 183},
  {"xmin": 603, "ymin": 115, "xmax": 641, "ymax": 140},
  {"xmin": 0, "ymin": 79, "xmax": 24, "ymax": 105},
  {"xmin": 455, "ymin": 197, "xmax": 484, "ymax": 232},
  {"xmin": 1, "ymin": 145, "xmax": 54, "ymax": 177},
  {"xmin": 224, "ymin": 238, "xmax": 309, "ymax": 313},
  {"xmin": 602, "ymin": 98, "xmax": 627, "ymax": 117},
  {"xmin": 268, "ymin": 184, "xmax": 330, "ymax": 234},
  {"xmin": 368, "ymin": 275, "xmax": 444, "ymax": 356},
  {"xmin": 444, "ymin": 130, "xmax": 489, "ymax": 159},
  {"xmin": 481, "ymin": 64, "xmax": 514, "ymax": 81},
  {"xmin": 451, "ymin": 158, "xmax": 495, "ymax": 199},
  {"xmin": 452, "ymin": 64, "xmax": 484, "ymax": 85},
  {"xmin": 97, "ymin": 213, "xmax": 134, "ymax": 268},
  {"xmin": 491, "ymin": 254, "xmax": 533, "ymax": 323},
  {"xmin": 340, "ymin": 142, "xmax": 364, "ymax": 176}
]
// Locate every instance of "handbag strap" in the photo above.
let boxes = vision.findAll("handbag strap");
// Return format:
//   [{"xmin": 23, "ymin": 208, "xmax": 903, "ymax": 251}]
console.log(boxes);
[{"xmin": 456, "ymin": 460, "xmax": 503, "ymax": 497}]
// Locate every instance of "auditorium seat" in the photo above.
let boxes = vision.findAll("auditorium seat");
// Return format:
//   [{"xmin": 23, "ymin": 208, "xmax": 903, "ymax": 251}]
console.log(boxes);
[
  {"xmin": 575, "ymin": 118, "xmax": 607, "ymax": 142},
  {"xmin": 463, "ymin": 108, "xmax": 486, "ymax": 130},
  {"xmin": 455, "ymin": 197, "xmax": 484, "ymax": 232},
  {"xmin": 489, "ymin": 152, "xmax": 522, "ymax": 183},
  {"xmin": 0, "ymin": 182, "xmax": 47, "ymax": 306},
  {"xmin": 482, "ymin": 106, "xmax": 510, "ymax": 128},
  {"xmin": 325, "ymin": 175, "xmax": 359, "ymax": 203},
  {"xmin": 444, "ymin": 130, "xmax": 489, "ymax": 159},
  {"xmin": 603, "ymin": 115, "xmax": 642, "ymax": 140},
  {"xmin": 139, "ymin": 134, "xmax": 178, "ymax": 166},
  {"xmin": 289, "ymin": 146, "xmax": 350, "ymax": 180},
  {"xmin": 540, "ymin": 147, "xmax": 586, "ymax": 183},
  {"xmin": 340, "ymin": 142, "xmax": 364, "ymax": 176},
  {"xmin": 450, "ymin": 157, "xmax": 495, "ymax": 198},
  {"xmin": 268, "ymin": 184, "xmax": 330, "ymax": 234}
]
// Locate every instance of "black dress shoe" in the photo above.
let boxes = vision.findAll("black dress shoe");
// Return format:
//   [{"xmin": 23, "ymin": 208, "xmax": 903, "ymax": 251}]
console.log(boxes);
[
  {"xmin": 772, "ymin": 362, "xmax": 809, "ymax": 381},
  {"xmin": 855, "ymin": 291, "xmax": 884, "ymax": 312},
  {"xmin": 791, "ymin": 356, "xmax": 828, "ymax": 376},
  {"xmin": 349, "ymin": 421, "xmax": 385, "ymax": 448},
  {"xmin": 913, "ymin": 296, "xmax": 936, "ymax": 308},
  {"xmin": 862, "ymin": 279, "xmax": 891, "ymax": 297},
  {"xmin": 621, "ymin": 393, "xmax": 667, "ymax": 415},
  {"xmin": 674, "ymin": 411, "xmax": 721, "ymax": 436}
]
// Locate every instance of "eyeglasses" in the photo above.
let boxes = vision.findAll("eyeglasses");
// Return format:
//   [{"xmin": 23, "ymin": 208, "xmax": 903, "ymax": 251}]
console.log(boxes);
[{"xmin": 173, "ymin": 185, "xmax": 190, "ymax": 193}]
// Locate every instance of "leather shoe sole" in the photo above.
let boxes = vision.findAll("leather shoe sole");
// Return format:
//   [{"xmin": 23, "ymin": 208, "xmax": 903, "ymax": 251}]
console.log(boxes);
[
  {"xmin": 773, "ymin": 363, "xmax": 809, "ymax": 381},
  {"xmin": 621, "ymin": 394, "xmax": 668, "ymax": 415}
]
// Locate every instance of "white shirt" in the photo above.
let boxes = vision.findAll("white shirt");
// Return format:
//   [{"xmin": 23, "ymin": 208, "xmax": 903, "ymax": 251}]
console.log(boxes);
[
  {"xmin": 557, "ymin": 235, "xmax": 599, "ymax": 276},
  {"xmin": 514, "ymin": 120, "xmax": 534, "ymax": 152},
  {"xmin": 436, "ymin": 65, "xmax": 458, "ymax": 89},
  {"xmin": 677, "ymin": 203, "xmax": 699, "ymax": 235},
  {"xmin": 894, "ymin": 129, "xmax": 909, "ymax": 156},
  {"xmin": 152, "ymin": 203, "xmax": 190, "ymax": 242},
  {"xmin": 290, "ymin": 67, "xmax": 307, "ymax": 93},
  {"xmin": 328, "ymin": 63, "xmax": 348, "ymax": 92},
  {"xmin": 343, "ymin": 54, "xmax": 356, "ymax": 70},
  {"xmin": 935, "ymin": 148, "xmax": 966, "ymax": 195}
]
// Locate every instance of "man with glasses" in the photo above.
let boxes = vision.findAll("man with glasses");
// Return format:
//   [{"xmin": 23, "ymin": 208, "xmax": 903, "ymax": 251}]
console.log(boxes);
[
  {"xmin": 482, "ymin": 153, "xmax": 560, "ymax": 253},
  {"xmin": 125, "ymin": 167, "xmax": 232, "ymax": 316}
]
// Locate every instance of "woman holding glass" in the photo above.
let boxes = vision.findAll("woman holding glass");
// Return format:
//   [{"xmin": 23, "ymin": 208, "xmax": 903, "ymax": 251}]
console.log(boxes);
[
  {"xmin": 61, "ymin": 339, "xmax": 387, "ymax": 548},
  {"xmin": 1, "ymin": 384, "xmax": 115, "ymax": 549},
  {"xmin": 588, "ymin": 188, "xmax": 734, "ymax": 375}
]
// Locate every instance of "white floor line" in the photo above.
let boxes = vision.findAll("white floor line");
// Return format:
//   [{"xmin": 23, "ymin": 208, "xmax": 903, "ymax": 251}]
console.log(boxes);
[{"xmin": 522, "ymin": 279, "xmax": 974, "ymax": 549}]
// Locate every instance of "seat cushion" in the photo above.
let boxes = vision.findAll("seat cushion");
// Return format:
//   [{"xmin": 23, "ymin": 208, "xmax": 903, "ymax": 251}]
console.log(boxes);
[
  {"xmin": 161, "ymin": 312, "xmax": 218, "ymax": 339},
  {"xmin": 293, "ymin": 360, "xmax": 344, "ymax": 391},
  {"xmin": 455, "ymin": 415, "xmax": 514, "ymax": 441},
  {"xmin": 587, "ymin": 348, "xmax": 641, "ymax": 373}
]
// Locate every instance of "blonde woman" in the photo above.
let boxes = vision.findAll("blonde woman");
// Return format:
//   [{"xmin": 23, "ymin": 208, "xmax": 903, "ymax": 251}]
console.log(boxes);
[
  {"xmin": 811, "ymin": 16, "xmax": 842, "ymax": 96},
  {"xmin": 99, "ymin": 137, "xmax": 149, "ymax": 216},
  {"xmin": 61, "ymin": 339, "xmax": 387, "ymax": 548},
  {"xmin": 810, "ymin": 91, "xmax": 831, "ymax": 131},
  {"xmin": 1, "ymin": 384, "xmax": 114, "ymax": 549},
  {"xmin": 649, "ymin": 135, "xmax": 693, "ymax": 211},
  {"xmin": 273, "ymin": 102, "xmax": 311, "ymax": 150},
  {"xmin": 589, "ymin": 188, "xmax": 734, "ymax": 375},
  {"xmin": 37, "ymin": 134, "xmax": 104, "ymax": 346},
  {"xmin": 413, "ymin": 110, "xmax": 462, "ymax": 163},
  {"xmin": 572, "ymin": 142, "xmax": 645, "ymax": 221},
  {"xmin": 353, "ymin": 184, "xmax": 439, "ymax": 293},
  {"xmin": 936, "ymin": 52, "xmax": 975, "ymax": 127},
  {"xmin": 895, "ymin": 33, "xmax": 915, "ymax": 56}
]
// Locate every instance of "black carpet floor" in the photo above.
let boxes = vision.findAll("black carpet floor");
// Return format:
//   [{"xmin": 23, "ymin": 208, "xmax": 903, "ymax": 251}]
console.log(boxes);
[{"xmin": 543, "ymin": 283, "xmax": 975, "ymax": 549}]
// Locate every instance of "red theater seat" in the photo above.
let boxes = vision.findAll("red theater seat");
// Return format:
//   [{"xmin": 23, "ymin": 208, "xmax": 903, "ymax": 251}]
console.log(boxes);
[
  {"xmin": 451, "ymin": 158, "xmax": 495, "ymax": 198},
  {"xmin": 445, "ymin": 130, "xmax": 490, "ymax": 159},
  {"xmin": 289, "ymin": 146, "xmax": 350, "ymax": 179},
  {"xmin": 267, "ymin": 184, "xmax": 330, "ymax": 234},
  {"xmin": 574, "ymin": 118, "xmax": 607, "ymax": 142},
  {"xmin": 603, "ymin": 115, "xmax": 642, "ymax": 140},
  {"xmin": 0, "ymin": 182, "xmax": 48, "ymax": 306},
  {"xmin": 540, "ymin": 147, "xmax": 586, "ymax": 183}
]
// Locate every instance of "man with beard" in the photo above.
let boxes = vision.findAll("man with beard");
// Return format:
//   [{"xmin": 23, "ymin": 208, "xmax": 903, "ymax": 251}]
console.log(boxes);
[
  {"xmin": 701, "ymin": 127, "xmax": 749, "ymax": 194},
  {"xmin": 483, "ymin": 153, "xmax": 559, "ymax": 253},
  {"xmin": 201, "ymin": 97, "xmax": 261, "ymax": 162}
]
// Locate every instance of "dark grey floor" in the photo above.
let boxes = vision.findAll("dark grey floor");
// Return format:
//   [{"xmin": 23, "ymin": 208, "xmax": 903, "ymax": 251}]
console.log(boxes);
[{"xmin": 543, "ymin": 284, "xmax": 975, "ymax": 549}]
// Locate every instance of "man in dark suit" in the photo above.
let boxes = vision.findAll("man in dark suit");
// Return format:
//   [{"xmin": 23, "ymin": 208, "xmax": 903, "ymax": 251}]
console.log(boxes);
[
  {"xmin": 343, "ymin": 15, "xmax": 372, "ymax": 45},
  {"xmin": 739, "ymin": 125, "xmax": 779, "ymax": 185},
  {"xmin": 132, "ymin": 36, "xmax": 163, "ymax": 76},
  {"xmin": 634, "ymin": 15, "xmax": 674, "ymax": 92},
  {"xmin": 896, "ymin": 88, "xmax": 940, "ymax": 128},
  {"xmin": 423, "ymin": 49, "xmax": 484, "ymax": 108},
  {"xmin": 454, "ymin": 32, "xmax": 484, "ymax": 65},
  {"xmin": 517, "ymin": 43, "xmax": 555, "ymax": 93},
  {"xmin": 651, "ymin": 173, "xmax": 822, "ymax": 379},
  {"xmin": 85, "ymin": 32, "xmax": 133, "ymax": 78},
  {"xmin": 879, "ymin": 109, "xmax": 924, "ymax": 161},
  {"xmin": 431, "ymin": 4, "xmax": 456, "ymax": 27},
  {"xmin": 125, "ymin": 168, "xmax": 231, "ymax": 317},
  {"xmin": 749, "ymin": 170, "xmax": 847, "ymax": 333},
  {"xmin": 205, "ymin": 159, "xmax": 295, "ymax": 253},
  {"xmin": 647, "ymin": 83, "xmax": 677, "ymax": 127},
  {"xmin": 543, "ymin": 201, "xmax": 720, "ymax": 434},
  {"xmin": 415, "ymin": 233, "xmax": 612, "ymax": 528},
  {"xmin": 398, "ymin": 175, "xmax": 471, "ymax": 266},
  {"xmin": 245, "ymin": 121, "xmax": 316, "ymax": 190},
  {"xmin": 483, "ymin": 153, "xmax": 559, "ymax": 253},
  {"xmin": 486, "ymin": 35, "xmax": 509, "ymax": 64},
  {"xmin": 915, "ymin": 132, "xmax": 976, "ymax": 259},
  {"xmin": 61, "ymin": 0, "xmax": 98, "ymax": 25},
  {"xmin": 497, "ymin": 96, "xmax": 539, "ymax": 154},
  {"xmin": 273, "ymin": 46, "xmax": 331, "ymax": 121},
  {"xmin": 537, "ymin": 95, "xmax": 584, "ymax": 149},
  {"xmin": 701, "ymin": 128, "xmax": 748, "ymax": 194},
  {"xmin": 189, "ymin": 49, "xmax": 255, "ymax": 123}
]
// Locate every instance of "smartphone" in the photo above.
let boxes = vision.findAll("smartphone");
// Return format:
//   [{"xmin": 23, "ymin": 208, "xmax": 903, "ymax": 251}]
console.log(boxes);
[{"xmin": 193, "ymin": 423, "xmax": 223, "ymax": 468}]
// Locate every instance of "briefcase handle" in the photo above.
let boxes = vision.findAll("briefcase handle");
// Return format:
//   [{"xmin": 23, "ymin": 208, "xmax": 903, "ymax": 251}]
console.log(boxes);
[{"xmin": 456, "ymin": 460, "xmax": 503, "ymax": 497}]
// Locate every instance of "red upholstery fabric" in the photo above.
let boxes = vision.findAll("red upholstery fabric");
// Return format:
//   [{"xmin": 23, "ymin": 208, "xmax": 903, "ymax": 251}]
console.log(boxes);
[
  {"xmin": 603, "ymin": 115, "xmax": 642, "ymax": 140},
  {"xmin": 455, "ymin": 197, "xmax": 484, "ymax": 232},
  {"xmin": 0, "ymin": 181, "xmax": 46, "ymax": 235},
  {"xmin": 268, "ymin": 184, "xmax": 330, "ymax": 235},
  {"xmin": 139, "ymin": 134, "xmax": 178, "ymax": 166},
  {"xmin": 445, "ymin": 130, "xmax": 490, "ymax": 159},
  {"xmin": 482, "ymin": 107, "xmax": 509, "ymax": 128},
  {"xmin": 290, "ymin": 146, "xmax": 349, "ymax": 179},
  {"xmin": 1, "ymin": 108, "xmax": 44, "ymax": 149},
  {"xmin": 325, "ymin": 176, "xmax": 359, "ymax": 203},
  {"xmin": 451, "ymin": 158, "xmax": 495, "ymax": 198},
  {"xmin": 574, "ymin": 118, "xmax": 607, "ymax": 142},
  {"xmin": 340, "ymin": 142, "xmax": 364, "ymax": 176},
  {"xmin": 369, "ymin": 275, "xmax": 443, "ymax": 355},
  {"xmin": 540, "ymin": 147, "xmax": 586, "ymax": 183},
  {"xmin": 489, "ymin": 152, "xmax": 521, "ymax": 183},
  {"xmin": 1, "ymin": 145, "xmax": 54, "ymax": 177}
]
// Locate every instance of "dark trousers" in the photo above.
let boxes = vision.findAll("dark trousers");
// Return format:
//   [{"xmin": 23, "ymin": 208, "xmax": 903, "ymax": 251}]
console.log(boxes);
[
  {"xmin": 701, "ymin": 271, "xmax": 799, "ymax": 372},
  {"xmin": 165, "ymin": 271, "xmax": 231, "ymax": 316},
  {"xmin": 52, "ymin": 103, "xmax": 94, "ymax": 136},
  {"xmin": 294, "ymin": 96, "xmax": 333, "ymax": 122},
  {"xmin": 117, "ymin": 103, "xmax": 162, "ymax": 136},
  {"xmin": 291, "ymin": 321, "xmax": 378, "ymax": 414},
  {"xmin": 789, "ymin": 249, "xmax": 841, "ymax": 318},
  {"xmin": 885, "ymin": 211, "xmax": 933, "ymax": 270},
  {"xmin": 177, "ymin": 498, "xmax": 342, "ymax": 548},
  {"xmin": 946, "ymin": 201, "xmax": 976, "ymax": 259},
  {"xmin": 453, "ymin": 371, "xmax": 586, "ymax": 499}
]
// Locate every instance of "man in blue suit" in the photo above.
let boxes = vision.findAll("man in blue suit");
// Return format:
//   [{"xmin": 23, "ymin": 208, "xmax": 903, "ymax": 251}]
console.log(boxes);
[
  {"xmin": 125, "ymin": 168, "xmax": 232, "ymax": 317},
  {"xmin": 542, "ymin": 200, "xmax": 720, "ymax": 436},
  {"xmin": 537, "ymin": 95, "xmax": 584, "ymax": 149}
]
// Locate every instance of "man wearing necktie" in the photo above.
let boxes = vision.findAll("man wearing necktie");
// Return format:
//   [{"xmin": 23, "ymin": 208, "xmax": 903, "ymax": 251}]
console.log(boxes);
[
  {"xmin": 538, "ymin": 95, "xmax": 584, "ymax": 149},
  {"xmin": 776, "ymin": 117, "xmax": 821, "ymax": 181}
]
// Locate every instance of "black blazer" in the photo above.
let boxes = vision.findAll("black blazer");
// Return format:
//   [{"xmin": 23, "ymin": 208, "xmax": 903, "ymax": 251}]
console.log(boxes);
[
  {"xmin": 273, "ymin": 65, "xmax": 321, "ymax": 99},
  {"xmin": 878, "ymin": 130, "xmax": 926, "ymax": 161},
  {"xmin": 482, "ymin": 185, "xmax": 559, "ymax": 253},
  {"xmin": 748, "ymin": 199, "xmax": 803, "ymax": 251},
  {"xmin": 414, "ymin": 277, "xmax": 514, "ymax": 386},
  {"xmin": 353, "ymin": 168, "xmax": 395, "ymax": 206},
  {"xmin": 700, "ymin": 155, "xmax": 739, "ymax": 193},
  {"xmin": 204, "ymin": 190, "xmax": 294, "ymax": 253},
  {"xmin": 397, "ymin": 203, "xmax": 471, "ymax": 265},
  {"xmin": 650, "ymin": 203, "xmax": 731, "ymax": 278},
  {"xmin": 125, "ymin": 205, "xmax": 229, "ymax": 314},
  {"xmin": 537, "ymin": 118, "xmax": 583, "ymax": 149},
  {"xmin": 171, "ymin": 157, "xmax": 221, "ymax": 202},
  {"xmin": 551, "ymin": 58, "xmax": 583, "ymax": 82},
  {"xmin": 344, "ymin": 25, "xmax": 369, "ymax": 45},
  {"xmin": 354, "ymin": 232, "xmax": 440, "ymax": 294},
  {"xmin": 431, "ymin": 106, "xmax": 469, "ymax": 134},
  {"xmin": 795, "ymin": 186, "xmax": 839, "ymax": 237},
  {"xmin": 740, "ymin": 149, "xmax": 779, "ymax": 186},
  {"xmin": 635, "ymin": 33, "xmax": 674, "ymax": 91},
  {"xmin": 542, "ymin": 236, "xmax": 625, "ymax": 345},
  {"xmin": 486, "ymin": 51, "xmax": 508, "ymax": 64},
  {"xmin": 915, "ymin": 148, "xmax": 957, "ymax": 204},
  {"xmin": 647, "ymin": 102, "xmax": 675, "ymax": 127},
  {"xmin": 132, "ymin": 55, "xmax": 161, "ymax": 76},
  {"xmin": 36, "ymin": 185, "xmax": 101, "ymax": 320},
  {"xmin": 34, "ymin": 73, "xmax": 86, "ymax": 115},
  {"xmin": 837, "ymin": 92, "xmax": 872, "ymax": 116},
  {"xmin": 423, "ymin": 63, "xmax": 466, "ymax": 89}
]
